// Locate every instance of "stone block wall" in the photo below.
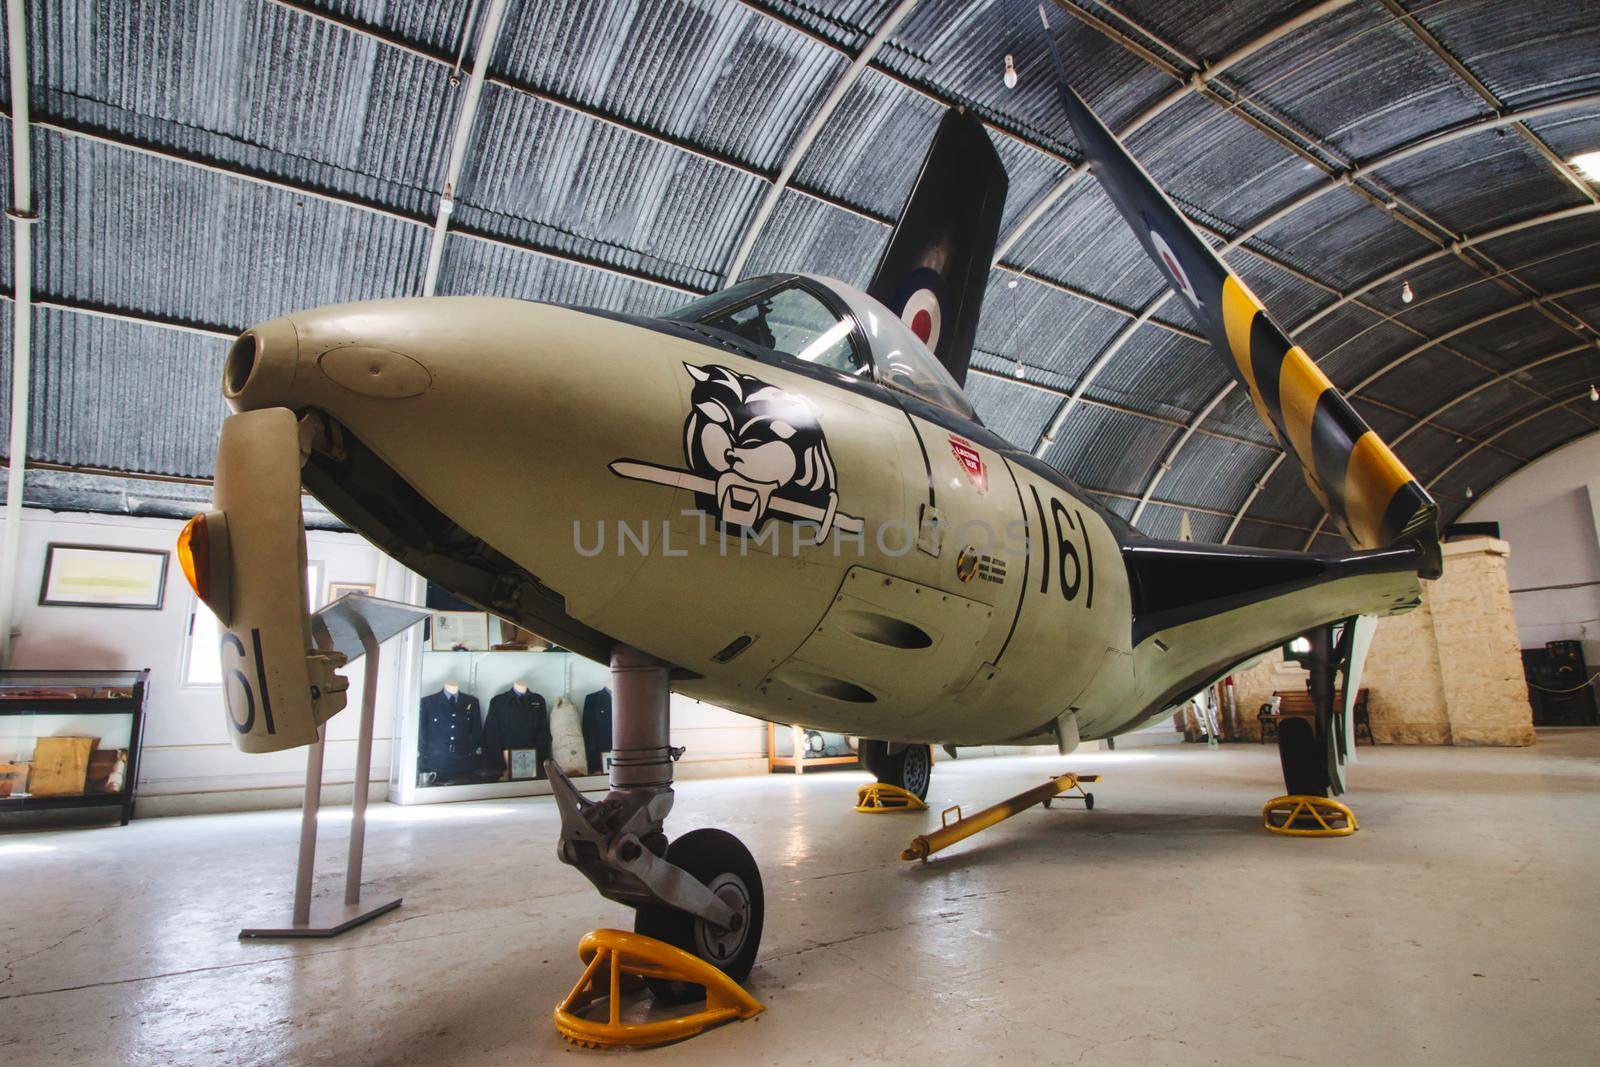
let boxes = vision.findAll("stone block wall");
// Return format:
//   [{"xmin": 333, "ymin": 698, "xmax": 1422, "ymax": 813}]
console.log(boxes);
[{"xmin": 1225, "ymin": 538, "xmax": 1533, "ymax": 746}]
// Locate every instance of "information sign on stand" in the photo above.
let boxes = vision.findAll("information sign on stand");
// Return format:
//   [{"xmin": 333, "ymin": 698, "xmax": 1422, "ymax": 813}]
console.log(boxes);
[{"xmin": 240, "ymin": 593, "xmax": 431, "ymax": 939}]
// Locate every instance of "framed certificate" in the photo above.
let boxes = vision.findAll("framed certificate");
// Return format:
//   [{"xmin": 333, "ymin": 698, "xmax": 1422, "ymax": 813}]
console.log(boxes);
[
  {"xmin": 40, "ymin": 545, "xmax": 169, "ymax": 609},
  {"xmin": 327, "ymin": 581, "xmax": 376, "ymax": 602},
  {"xmin": 431, "ymin": 611, "xmax": 490, "ymax": 651},
  {"xmin": 507, "ymin": 749, "xmax": 541, "ymax": 781}
]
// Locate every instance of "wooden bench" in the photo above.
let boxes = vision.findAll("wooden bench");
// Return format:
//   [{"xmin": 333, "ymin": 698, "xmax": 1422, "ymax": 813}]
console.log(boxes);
[{"xmin": 1258, "ymin": 687, "xmax": 1372, "ymax": 745}]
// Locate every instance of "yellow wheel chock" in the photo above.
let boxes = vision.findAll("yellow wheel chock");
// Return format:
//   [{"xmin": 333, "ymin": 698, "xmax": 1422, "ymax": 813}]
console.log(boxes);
[
  {"xmin": 554, "ymin": 928, "xmax": 764, "ymax": 1049},
  {"xmin": 856, "ymin": 782, "xmax": 928, "ymax": 813},
  {"xmin": 1262, "ymin": 795, "xmax": 1359, "ymax": 837}
]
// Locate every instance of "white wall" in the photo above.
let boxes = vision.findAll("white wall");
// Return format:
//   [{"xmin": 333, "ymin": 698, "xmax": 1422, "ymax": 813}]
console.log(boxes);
[
  {"xmin": 1462, "ymin": 431, "xmax": 1600, "ymax": 669},
  {"xmin": 2, "ymin": 507, "xmax": 768, "ymax": 813},
  {"xmin": 4, "ymin": 508, "xmax": 406, "ymax": 807}
]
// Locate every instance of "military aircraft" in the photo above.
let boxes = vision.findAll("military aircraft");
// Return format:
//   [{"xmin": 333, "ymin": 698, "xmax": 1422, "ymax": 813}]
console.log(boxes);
[{"xmin": 179, "ymin": 18, "xmax": 1440, "ymax": 988}]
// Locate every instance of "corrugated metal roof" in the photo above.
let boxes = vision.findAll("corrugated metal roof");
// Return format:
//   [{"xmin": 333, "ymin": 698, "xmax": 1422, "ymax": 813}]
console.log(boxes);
[
  {"xmin": 1158, "ymin": 434, "xmax": 1278, "ymax": 510},
  {"xmin": 34, "ymin": 128, "xmax": 431, "ymax": 328},
  {"xmin": 1125, "ymin": 93, "xmax": 1319, "ymax": 234},
  {"xmin": 1251, "ymin": 184, "xmax": 1435, "ymax": 292},
  {"xmin": 963, "ymin": 367, "xmax": 1064, "ymax": 450},
  {"xmin": 2, "ymin": 307, "xmax": 228, "ymax": 478},
  {"xmin": 1362, "ymin": 348, "xmax": 1495, "ymax": 412},
  {"xmin": 32, "ymin": 0, "xmax": 459, "ymax": 218},
  {"xmin": 6, "ymin": 0, "xmax": 1597, "ymax": 551},
  {"xmin": 1084, "ymin": 325, "xmax": 1229, "ymax": 420},
  {"xmin": 1410, "ymin": 0, "xmax": 1600, "ymax": 108},
  {"xmin": 1226, "ymin": 0, "xmax": 1492, "ymax": 162},
  {"xmin": 438, "ymin": 233, "xmax": 691, "ymax": 314},
  {"xmin": 1138, "ymin": 502, "xmax": 1228, "ymax": 543},
  {"xmin": 495, "ymin": 0, "xmax": 847, "ymax": 174},
  {"xmin": 1041, "ymin": 402, "xmax": 1177, "ymax": 488},
  {"xmin": 973, "ymin": 275, "xmax": 1129, "ymax": 384},
  {"xmin": 456, "ymin": 85, "xmax": 767, "ymax": 290},
  {"xmin": 1373, "ymin": 129, "xmax": 1591, "ymax": 236},
  {"xmin": 739, "ymin": 189, "xmax": 887, "ymax": 281}
]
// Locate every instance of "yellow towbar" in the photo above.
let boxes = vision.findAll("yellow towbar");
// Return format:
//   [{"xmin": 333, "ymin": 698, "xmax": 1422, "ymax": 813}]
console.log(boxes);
[{"xmin": 901, "ymin": 772, "xmax": 1100, "ymax": 862}]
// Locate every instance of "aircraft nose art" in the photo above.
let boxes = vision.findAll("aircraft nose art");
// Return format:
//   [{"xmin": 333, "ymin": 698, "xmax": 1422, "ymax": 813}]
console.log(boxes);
[{"xmin": 227, "ymin": 298, "xmax": 686, "ymax": 624}]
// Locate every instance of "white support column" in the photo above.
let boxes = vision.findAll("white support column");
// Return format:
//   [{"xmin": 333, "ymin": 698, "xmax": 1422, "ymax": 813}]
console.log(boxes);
[
  {"xmin": 422, "ymin": 0, "xmax": 512, "ymax": 297},
  {"xmin": 0, "ymin": 0, "xmax": 36, "ymax": 666}
]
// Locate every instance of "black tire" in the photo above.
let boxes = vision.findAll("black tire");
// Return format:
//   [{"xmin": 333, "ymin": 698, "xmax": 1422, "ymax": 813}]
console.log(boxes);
[
  {"xmin": 1277, "ymin": 717, "xmax": 1329, "ymax": 798},
  {"xmin": 858, "ymin": 740, "xmax": 932, "ymax": 801},
  {"xmin": 1084, "ymin": 792, "xmax": 1095, "ymax": 811},
  {"xmin": 634, "ymin": 828, "xmax": 763, "ymax": 1003}
]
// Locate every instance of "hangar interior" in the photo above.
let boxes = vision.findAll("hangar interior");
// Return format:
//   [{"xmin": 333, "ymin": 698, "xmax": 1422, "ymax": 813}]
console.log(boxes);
[{"xmin": 1, "ymin": 1, "xmax": 1597, "ymax": 1064}]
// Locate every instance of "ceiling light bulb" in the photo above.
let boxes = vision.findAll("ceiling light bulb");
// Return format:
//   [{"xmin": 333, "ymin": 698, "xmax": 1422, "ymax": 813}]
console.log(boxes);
[
  {"xmin": 1003, "ymin": 54, "xmax": 1018, "ymax": 89},
  {"xmin": 1465, "ymin": 486, "xmax": 1474, "ymax": 499},
  {"xmin": 1401, "ymin": 280, "xmax": 1414, "ymax": 304},
  {"xmin": 1013, "ymin": 360, "xmax": 1026, "ymax": 379},
  {"xmin": 1569, "ymin": 151, "xmax": 1600, "ymax": 181},
  {"xmin": 1007, "ymin": 277, "xmax": 1019, "ymax": 289},
  {"xmin": 1590, "ymin": 383, "xmax": 1598, "ymax": 402}
]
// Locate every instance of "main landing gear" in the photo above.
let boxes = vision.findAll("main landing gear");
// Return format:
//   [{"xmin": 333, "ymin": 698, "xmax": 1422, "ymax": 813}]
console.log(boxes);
[
  {"xmin": 858, "ymin": 739, "xmax": 933, "ymax": 801},
  {"xmin": 546, "ymin": 646, "xmax": 763, "ymax": 993},
  {"xmin": 1269, "ymin": 617, "xmax": 1368, "ymax": 835}
]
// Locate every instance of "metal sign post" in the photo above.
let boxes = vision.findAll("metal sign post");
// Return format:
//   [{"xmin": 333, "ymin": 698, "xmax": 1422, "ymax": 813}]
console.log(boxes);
[{"xmin": 241, "ymin": 595, "xmax": 430, "ymax": 939}]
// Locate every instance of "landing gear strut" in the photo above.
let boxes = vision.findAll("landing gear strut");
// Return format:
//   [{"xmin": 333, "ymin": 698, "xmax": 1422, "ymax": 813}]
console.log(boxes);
[
  {"xmin": 1278, "ymin": 616, "xmax": 1367, "ymax": 799},
  {"xmin": 546, "ymin": 646, "xmax": 763, "ymax": 985}
]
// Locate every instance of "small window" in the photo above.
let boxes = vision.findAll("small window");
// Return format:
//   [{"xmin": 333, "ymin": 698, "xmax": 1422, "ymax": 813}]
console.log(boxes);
[
  {"xmin": 182, "ymin": 561, "xmax": 325, "ymax": 686},
  {"xmin": 701, "ymin": 284, "xmax": 865, "ymax": 375}
]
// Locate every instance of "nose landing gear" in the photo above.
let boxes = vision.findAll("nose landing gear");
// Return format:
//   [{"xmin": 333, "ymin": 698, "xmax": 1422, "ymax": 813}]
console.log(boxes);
[{"xmin": 546, "ymin": 646, "xmax": 764, "ymax": 987}]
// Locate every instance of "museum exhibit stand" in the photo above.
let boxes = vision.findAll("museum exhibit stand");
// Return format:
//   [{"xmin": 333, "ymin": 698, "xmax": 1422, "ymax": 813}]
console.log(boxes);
[
  {"xmin": 241, "ymin": 593, "xmax": 430, "ymax": 939},
  {"xmin": 0, "ymin": 669, "xmax": 150, "ymax": 826}
]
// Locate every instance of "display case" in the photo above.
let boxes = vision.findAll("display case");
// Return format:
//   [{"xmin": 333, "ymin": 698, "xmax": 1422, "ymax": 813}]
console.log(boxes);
[
  {"xmin": 390, "ymin": 603, "xmax": 614, "ymax": 804},
  {"xmin": 0, "ymin": 669, "xmax": 149, "ymax": 825},
  {"xmin": 766, "ymin": 722, "xmax": 861, "ymax": 774}
]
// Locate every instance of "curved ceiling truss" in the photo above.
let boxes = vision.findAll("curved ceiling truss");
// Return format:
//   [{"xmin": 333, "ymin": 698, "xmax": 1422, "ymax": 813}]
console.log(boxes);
[{"xmin": 5, "ymin": 0, "xmax": 1599, "ymax": 550}]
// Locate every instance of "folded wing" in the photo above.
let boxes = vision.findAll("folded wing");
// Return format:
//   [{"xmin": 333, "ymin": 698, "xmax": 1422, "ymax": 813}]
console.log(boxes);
[{"xmin": 1038, "ymin": 6, "xmax": 1441, "ymax": 577}]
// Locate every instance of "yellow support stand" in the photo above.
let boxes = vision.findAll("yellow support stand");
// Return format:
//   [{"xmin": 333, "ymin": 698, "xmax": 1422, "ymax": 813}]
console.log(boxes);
[
  {"xmin": 554, "ymin": 929, "xmax": 765, "ymax": 1049},
  {"xmin": 1262, "ymin": 795, "xmax": 1359, "ymax": 837},
  {"xmin": 856, "ymin": 782, "xmax": 928, "ymax": 813}
]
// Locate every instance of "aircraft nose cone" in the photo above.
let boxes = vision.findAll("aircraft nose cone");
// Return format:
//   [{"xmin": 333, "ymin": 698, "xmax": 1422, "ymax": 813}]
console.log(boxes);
[{"xmin": 223, "ymin": 316, "xmax": 299, "ymax": 412}]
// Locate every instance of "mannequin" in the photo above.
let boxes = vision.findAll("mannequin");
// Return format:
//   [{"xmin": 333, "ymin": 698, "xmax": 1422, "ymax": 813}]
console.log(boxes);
[
  {"xmin": 483, "ymin": 680, "xmax": 550, "ymax": 776},
  {"xmin": 547, "ymin": 695, "xmax": 587, "ymax": 776},
  {"xmin": 581, "ymin": 687, "xmax": 613, "ymax": 774},
  {"xmin": 418, "ymin": 680, "xmax": 483, "ymax": 781}
]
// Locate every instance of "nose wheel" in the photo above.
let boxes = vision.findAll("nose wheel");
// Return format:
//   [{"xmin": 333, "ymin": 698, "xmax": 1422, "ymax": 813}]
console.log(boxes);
[{"xmin": 634, "ymin": 828, "xmax": 764, "ymax": 1002}]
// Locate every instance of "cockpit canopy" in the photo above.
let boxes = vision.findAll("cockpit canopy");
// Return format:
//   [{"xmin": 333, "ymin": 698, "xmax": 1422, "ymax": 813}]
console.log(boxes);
[{"xmin": 665, "ymin": 273, "xmax": 976, "ymax": 421}]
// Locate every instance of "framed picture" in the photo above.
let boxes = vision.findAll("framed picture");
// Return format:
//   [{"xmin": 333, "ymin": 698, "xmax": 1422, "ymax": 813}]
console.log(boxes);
[
  {"xmin": 40, "ymin": 545, "xmax": 169, "ymax": 610},
  {"xmin": 507, "ymin": 749, "xmax": 541, "ymax": 781},
  {"xmin": 327, "ymin": 581, "xmax": 376, "ymax": 602},
  {"xmin": 431, "ymin": 611, "xmax": 490, "ymax": 651}
]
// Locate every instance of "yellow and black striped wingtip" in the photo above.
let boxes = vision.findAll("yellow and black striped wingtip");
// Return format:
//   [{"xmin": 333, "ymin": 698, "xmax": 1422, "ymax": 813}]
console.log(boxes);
[{"xmin": 1222, "ymin": 277, "xmax": 1441, "ymax": 574}]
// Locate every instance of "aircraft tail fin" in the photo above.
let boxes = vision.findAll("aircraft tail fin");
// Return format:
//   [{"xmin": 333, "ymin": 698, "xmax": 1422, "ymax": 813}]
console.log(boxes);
[
  {"xmin": 1037, "ymin": 6, "xmax": 1441, "ymax": 577},
  {"xmin": 867, "ymin": 106, "xmax": 1008, "ymax": 387}
]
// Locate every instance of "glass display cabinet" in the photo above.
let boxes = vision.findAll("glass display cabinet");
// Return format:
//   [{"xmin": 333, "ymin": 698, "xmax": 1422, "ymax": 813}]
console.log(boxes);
[{"xmin": 0, "ymin": 669, "xmax": 149, "ymax": 826}]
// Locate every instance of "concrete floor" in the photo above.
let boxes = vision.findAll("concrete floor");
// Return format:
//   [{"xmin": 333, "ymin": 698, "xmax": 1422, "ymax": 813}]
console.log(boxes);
[{"xmin": 3, "ymin": 730, "xmax": 1597, "ymax": 1066}]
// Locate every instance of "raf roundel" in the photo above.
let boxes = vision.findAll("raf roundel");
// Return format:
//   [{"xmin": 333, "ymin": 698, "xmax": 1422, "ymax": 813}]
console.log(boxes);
[
  {"xmin": 900, "ymin": 286, "xmax": 943, "ymax": 350},
  {"xmin": 1147, "ymin": 226, "xmax": 1201, "ymax": 311}
]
